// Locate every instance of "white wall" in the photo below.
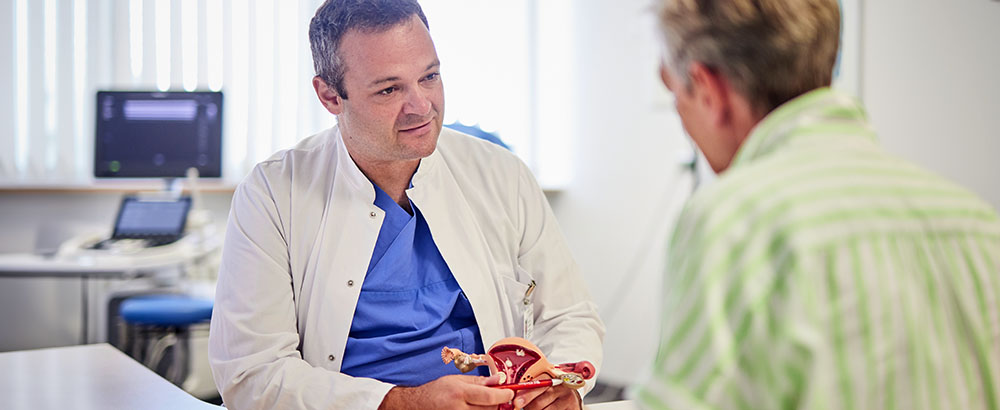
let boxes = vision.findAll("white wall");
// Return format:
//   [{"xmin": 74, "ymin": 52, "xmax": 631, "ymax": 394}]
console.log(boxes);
[
  {"xmin": 863, "ymin": 0, "xmax": 1000, "ymax": 208},
  {"xmin": 546, "ymin": 0, "xmax": 693, "ymax": 386}
]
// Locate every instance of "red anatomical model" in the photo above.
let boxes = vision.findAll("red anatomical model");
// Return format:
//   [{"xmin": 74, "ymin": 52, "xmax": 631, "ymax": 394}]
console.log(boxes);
[{"xmin": 442, "ymin": 337, "xmax": 595, "ymax": 410}]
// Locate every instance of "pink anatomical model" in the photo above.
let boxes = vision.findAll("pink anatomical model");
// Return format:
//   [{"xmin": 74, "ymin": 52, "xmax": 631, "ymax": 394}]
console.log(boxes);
[{"xmin": 442, "ymin": 337, "xmax": 595, "ymax": 409}]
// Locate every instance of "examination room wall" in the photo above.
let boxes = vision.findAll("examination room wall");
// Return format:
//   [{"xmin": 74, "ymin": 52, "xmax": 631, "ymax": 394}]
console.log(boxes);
[
  {"xmin": 2, "ymin": 0, "xmax": 1000, "ymax": 389},
  {"xmin": 861, "ymin": 0, "xmax": 1000, "ymax": 208}
]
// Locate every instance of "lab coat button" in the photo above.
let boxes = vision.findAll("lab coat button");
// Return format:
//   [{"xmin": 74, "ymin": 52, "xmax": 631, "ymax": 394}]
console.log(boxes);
[
  {"xmin": 328, "ymin": 354, "xmax": 335, "ymax": 361},
  {"xmin": 369, "ymin": 211, "xmax": 377, "ymax": 218},
  {"xmin": 347, "ymin": 280, "xmax": 354, "ymax": 287}
]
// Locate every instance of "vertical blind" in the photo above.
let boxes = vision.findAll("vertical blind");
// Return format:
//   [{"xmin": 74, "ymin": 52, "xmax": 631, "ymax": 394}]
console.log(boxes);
[{"xmin": 1, "ymin": 0, "xmax": 572, "ymax": 187}]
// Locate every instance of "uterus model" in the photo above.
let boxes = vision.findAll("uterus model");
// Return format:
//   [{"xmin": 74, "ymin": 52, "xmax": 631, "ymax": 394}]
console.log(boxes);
[{"xmin": 442, "ymin": 337, "xmax": 595, "ymax": 408}]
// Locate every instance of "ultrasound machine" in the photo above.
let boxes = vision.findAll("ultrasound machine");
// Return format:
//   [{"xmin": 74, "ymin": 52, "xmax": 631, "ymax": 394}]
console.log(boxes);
[{"xmin": 89, "ymin": 91, "xmax": 223, "ymax": 249}]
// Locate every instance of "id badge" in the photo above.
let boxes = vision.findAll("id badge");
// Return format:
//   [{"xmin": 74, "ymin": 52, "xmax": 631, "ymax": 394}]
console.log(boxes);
[{"xmin": 522, "ymin": 280, "xmax": 536, "ymax": 340}]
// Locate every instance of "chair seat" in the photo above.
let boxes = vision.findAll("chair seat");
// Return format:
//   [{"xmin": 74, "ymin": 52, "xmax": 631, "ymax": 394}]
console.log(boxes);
[{"xmin": 120, "ymin": 295, "xmax": 214, "ymax": 327}]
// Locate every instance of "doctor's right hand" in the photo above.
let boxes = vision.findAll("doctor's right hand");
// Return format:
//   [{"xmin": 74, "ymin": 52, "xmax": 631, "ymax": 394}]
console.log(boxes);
[{"xmin": 378, "ymin": 373, "xmax": 514, "ymax": 410}]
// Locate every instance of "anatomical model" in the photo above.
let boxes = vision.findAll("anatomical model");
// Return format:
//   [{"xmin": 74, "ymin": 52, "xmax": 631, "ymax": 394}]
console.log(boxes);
[{"xmin": 442, "ymin": 337, "xmax": 595, "ymax": 409}]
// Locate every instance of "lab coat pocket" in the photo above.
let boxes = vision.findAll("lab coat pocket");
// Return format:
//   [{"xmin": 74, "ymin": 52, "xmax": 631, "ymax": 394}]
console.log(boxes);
[{"xmin": 501, "ymin": 268, "xmax": 536, "ymax": 340}]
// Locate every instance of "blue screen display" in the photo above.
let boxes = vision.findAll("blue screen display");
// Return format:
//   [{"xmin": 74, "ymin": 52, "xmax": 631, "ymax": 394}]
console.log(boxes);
[{"xmin": 113, "ymin": 198, "xmax": 191, "ymax": 237}]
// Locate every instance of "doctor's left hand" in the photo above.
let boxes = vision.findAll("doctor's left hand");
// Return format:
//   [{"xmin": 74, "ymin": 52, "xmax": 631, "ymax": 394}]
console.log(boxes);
[{"xmin": 512, "ymin": 385, "xmax": 582, "ymax": 410}]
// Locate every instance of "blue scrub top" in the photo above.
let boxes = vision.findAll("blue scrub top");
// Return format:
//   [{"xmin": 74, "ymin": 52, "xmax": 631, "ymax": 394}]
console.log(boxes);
[{"xmin": 340, "ymin": 183, "xmax": 488, "ymax": 386}]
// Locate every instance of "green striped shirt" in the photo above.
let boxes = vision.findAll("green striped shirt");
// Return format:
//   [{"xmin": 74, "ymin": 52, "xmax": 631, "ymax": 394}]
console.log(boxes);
[{"xmin": 637, "ymin": 88, "xmax": 1000, "ymax": 410}]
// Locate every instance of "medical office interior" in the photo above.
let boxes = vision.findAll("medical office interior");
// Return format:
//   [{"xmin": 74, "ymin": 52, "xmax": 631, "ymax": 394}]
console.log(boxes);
[{"xmin": 1, "ymin": 0, "xmax": 998, "ymax": 408}]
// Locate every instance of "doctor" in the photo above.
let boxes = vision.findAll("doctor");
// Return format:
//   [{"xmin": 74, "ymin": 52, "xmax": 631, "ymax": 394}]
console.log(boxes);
[{"xmin": 207, "ymin": 1, "xmax": 604, "ymax": 409}]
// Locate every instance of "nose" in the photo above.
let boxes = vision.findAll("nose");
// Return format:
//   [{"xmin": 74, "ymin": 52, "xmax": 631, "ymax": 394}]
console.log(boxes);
[{"xmin": 401, "ymin": 86, "xmax": 432, "ymax": 116}]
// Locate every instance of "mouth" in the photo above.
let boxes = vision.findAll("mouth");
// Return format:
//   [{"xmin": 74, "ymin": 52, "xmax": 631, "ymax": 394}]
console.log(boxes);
[{"xmin": 398, "ymin": 119, "xmax": 434, "ymax": 136}]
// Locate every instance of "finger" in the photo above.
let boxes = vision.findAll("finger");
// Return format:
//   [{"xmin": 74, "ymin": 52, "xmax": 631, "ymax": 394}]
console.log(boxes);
[
  {"xmin": 513, "ymin": 386, "xmax": 550, "ymax": 409},
  {"xmin": 522, "ymin": 387, "xmax": 562, "ymax": 410},
  {"xmin": 464, "ymin": 383, "xmax": 514, "ymax": 406},
  {"xmin": 474, "ymin": 373, "xmax": 507, "ymax": 387}
]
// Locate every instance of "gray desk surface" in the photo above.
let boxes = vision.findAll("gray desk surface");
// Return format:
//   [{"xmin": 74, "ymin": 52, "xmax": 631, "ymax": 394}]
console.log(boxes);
[
  {"xmin": 0, "ymin": 343, "xmax": 220, "ymax": 410},
  {"xmin": 0, "ymin": 240, "xmax": 217, "ymax": 278},
  {"xmin": 586, "ymin": 399, "xmax": 639, "ymax": 409}
]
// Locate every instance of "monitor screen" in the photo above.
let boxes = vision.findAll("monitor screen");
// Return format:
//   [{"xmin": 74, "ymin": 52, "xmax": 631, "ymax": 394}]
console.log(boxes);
[
  {"xmin": 112, "ymin": 196, "xmax": 192, "ymax": 239},
  {"xmin": 94, "ymin": 91, "xmax": 223, "ymax": 178}
]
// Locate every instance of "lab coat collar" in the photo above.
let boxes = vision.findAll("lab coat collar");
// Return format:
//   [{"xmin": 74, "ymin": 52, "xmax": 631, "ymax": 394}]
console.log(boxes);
[
  {"xmin": 332, "ymin": 125, "xmax": 376, "ymax": 204},
  {"xmin": 334, "ymin": 124, "xmax": 443, "ymax": 204},
  {"xmin": 407, "ymin": 138, "xmax": 441, "ymax": 200}
]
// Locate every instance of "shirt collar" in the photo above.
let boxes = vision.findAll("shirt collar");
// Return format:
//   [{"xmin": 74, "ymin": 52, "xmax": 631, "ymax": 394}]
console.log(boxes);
[
  {"xmin": 371, "ymin": 180, "xmax": 415, "ymax": 219},
  {"xmin": 730, "ymin": 87, "xmax": 873, "ymax": 170}
]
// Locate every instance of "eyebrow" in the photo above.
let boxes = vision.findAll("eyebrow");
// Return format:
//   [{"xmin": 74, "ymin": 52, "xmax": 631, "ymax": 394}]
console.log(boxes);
[{"xmin": 368, "ymin": 60, "xmax": 441, "ymax": 88}]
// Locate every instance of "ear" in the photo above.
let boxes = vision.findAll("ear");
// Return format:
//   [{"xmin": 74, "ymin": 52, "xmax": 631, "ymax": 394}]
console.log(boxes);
[
  {"xmin": 313, "ymin": 76, "xmax": 344, "ymax": 115},
  {"xmin": 658, "ymin": 62, "xmax": 672, "ymax": 91},
  {"xmin": 687, "ymin": 62, "xmax": 733, "ymax": 127}
]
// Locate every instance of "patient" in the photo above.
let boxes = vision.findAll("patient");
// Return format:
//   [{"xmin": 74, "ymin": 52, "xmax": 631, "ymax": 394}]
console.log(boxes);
[{"xmin": 638, "ymin": 0, "xmax": 1000, "ymax": 408}]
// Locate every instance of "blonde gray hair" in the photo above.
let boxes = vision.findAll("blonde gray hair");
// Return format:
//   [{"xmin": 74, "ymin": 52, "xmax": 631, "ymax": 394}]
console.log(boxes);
[
  {"xmin": 309, "ymin": 0, "xmax": 428, "ymax": 99},
  {"xmin": 656, "ymin": 0, "xmax": 841, "ymax": 114}
]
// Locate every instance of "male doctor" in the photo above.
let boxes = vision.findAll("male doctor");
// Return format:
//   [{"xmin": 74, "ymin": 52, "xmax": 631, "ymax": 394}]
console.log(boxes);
[{"xmin": 207, "ymin": 1, "xmax": 605, "ymax": 409}]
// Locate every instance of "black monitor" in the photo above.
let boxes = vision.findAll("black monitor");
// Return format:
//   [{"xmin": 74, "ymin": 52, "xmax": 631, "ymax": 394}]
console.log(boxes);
[{"xmin": 94, "ymin": 91, "xmax": 223, "ymax": 178}]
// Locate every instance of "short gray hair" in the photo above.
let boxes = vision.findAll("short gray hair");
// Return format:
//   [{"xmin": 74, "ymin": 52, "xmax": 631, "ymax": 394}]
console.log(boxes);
[
  {"xmin": 309, "ymin": 0, "xmax": 429, "ymax": 99},
  {"xmin": 656, "ymin": 0, "xmax": 841, "ymax": 114}
]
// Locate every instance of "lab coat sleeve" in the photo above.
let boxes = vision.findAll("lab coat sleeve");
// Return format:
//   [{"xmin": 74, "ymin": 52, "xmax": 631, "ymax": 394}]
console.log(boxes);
[
  {"xmin": 513, "ymin": 160, "xmax": 606, "ymax": 396},
  {"xmin": 208, "ymin": 165, "xmax": 393, "ymax": 410}
]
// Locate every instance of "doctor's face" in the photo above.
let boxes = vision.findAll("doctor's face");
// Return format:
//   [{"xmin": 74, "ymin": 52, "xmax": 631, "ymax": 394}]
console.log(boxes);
[{"xmin": 320, "ymin": 15, "xmax": 444, "ymax": 168}]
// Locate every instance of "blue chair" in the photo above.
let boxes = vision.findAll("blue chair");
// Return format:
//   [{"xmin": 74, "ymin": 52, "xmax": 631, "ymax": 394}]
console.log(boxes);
[
  {"xmin": 444, "ymin": 122, "xmax": 511, "ymax": 150},
  {"xmin": 120, "ymin": 294, "xmax": 213, "ymax": 385}
]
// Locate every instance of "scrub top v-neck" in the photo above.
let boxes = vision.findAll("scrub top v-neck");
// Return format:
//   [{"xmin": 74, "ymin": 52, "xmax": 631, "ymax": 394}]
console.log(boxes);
[{"xmin": 340, "ymin": 182, "xmax": 488, "ymax": 385}]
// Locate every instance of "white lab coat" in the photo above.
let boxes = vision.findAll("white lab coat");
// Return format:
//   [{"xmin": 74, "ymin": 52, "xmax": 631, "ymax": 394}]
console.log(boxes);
[{"xmin": 208, "ymin": 126, "xmax": 605, "ymax": 409}]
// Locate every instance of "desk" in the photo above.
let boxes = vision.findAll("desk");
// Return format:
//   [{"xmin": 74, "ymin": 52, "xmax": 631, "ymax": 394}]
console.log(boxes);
[
  {"xmin": 0, "ymin": 344, "xmax": 634, "ymax": 410},
  {"xmin": 0, "ymin": 234, "xmax": 220, "ymax": 350},
  {"xmin": 587, "ymin": 400, "xmax": 639, "ymax": 409},
  {"xmin": 0, "ymin": 343, "xmax": 220, "ymax": 410},
  {"xmin": 0, "ymin": 232, "xmax": 219, "ymax": 399},
  {"xmin": 0, "ymin": 233, "xmax": 220, "ymax": 278}
]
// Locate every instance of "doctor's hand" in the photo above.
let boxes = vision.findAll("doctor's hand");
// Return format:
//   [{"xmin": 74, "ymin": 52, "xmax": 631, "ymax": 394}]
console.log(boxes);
[
  {"xmin": 513, "ymin": 384, "xmax": 582, "ymax": 410},
  {"xmin": 378, "ymin": 373, "xmax": 514, "ymax": 410}
]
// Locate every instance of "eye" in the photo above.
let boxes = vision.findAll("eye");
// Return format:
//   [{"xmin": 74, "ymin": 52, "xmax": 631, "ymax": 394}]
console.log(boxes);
[
  {"xmin": 422, "ymin": 72, "xmax": 440, "ymax": 82},
  {"xmin": 377, "ymin": 86, "xmax": 398, "ymax": 96}
]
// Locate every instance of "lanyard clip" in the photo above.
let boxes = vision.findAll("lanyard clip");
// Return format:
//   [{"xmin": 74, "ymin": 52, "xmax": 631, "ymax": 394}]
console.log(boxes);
[{"xmin": 523, "ymin": 280, "xmax": 536, "ymax": 305}]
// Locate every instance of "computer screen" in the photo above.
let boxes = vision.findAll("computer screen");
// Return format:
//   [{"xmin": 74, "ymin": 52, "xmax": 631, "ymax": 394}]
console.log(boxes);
[
  {"xmin": 112, "ymin": 196, "xmax": 192, "ymax": 239},
  {"xmin": 94, "ymin": 91, "xmax": 223, "ymax": 178}
]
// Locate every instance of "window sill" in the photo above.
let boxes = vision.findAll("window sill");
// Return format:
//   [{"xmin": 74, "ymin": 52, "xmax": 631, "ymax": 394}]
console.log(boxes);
[{"xmin": 0, "ymin": 179, "xmax": 238, "ymax": 194}]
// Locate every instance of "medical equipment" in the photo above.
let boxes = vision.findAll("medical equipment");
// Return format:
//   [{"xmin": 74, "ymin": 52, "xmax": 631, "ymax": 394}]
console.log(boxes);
[{"xmin": 94, "ymin": 91, "xmax": 223, "ymax": 179}]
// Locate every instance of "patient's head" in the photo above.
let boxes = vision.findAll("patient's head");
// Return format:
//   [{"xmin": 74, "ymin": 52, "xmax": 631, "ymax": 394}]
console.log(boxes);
[
  {"xmin": 654, "ymin": 0, "xmax": 841, "ymax": 172},
  {"xmin": 655, "ymin": 0, "xmax": 841, "ymax": 115}
]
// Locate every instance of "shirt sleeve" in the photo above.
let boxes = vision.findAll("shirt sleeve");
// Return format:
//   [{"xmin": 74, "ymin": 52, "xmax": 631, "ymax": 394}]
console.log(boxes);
[
  {"xmin": 208, "ymin": 165, "xmax": 394, "ymax": 410},
  {"xmin": 635, "ymin": 202, "xmax": 814, "ymax": 410},
  {"xmin": 513, "ymin": 159, "xmax": 606, "ymax": 397}
]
